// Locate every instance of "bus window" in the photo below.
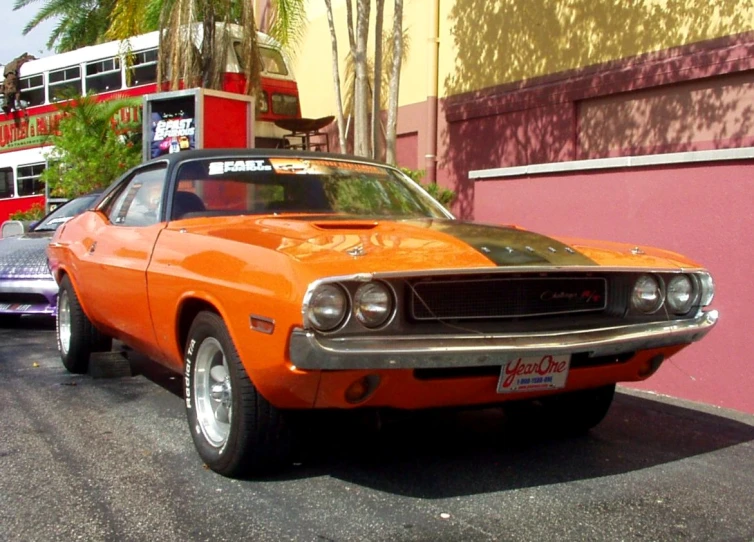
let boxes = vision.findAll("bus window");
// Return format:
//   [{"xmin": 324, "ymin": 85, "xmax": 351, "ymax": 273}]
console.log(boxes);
[
  {"xmin": 86, "ymin": 57, "xmax": 122, "ymax": 93},
  {"xmin": 127, "ymin": 48, "xmax": 158, "ymax": 87},
  {"xmin": 19, "ymin": 75, "xmax": 45, "ymax": 107},
  {"xmin": 271, "ymin": 93, "xmax": 298, "ymax": 116},
  {"xmin": 49, "ymin": 66, "xmax": 82, "ymax": 101},
  {"xmin": 16, "ymin": 163, "xmax": 45, "ymax": 196},
  {"xmin": 0, "ymin": 168, "xmax": 13, "ymax": 199},
  {"xmin": 260, "ymin": 47, "xmax": 288, "ymax": 76},
  {"xmin": 232, "ymin": 43, "xmax": 289, "ymax": 76}
]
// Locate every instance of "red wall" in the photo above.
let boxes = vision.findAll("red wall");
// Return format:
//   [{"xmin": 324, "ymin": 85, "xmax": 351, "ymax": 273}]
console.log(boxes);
[{"xmin": 474, "ymin": 161, "xmax": 753, "ymax": 414}]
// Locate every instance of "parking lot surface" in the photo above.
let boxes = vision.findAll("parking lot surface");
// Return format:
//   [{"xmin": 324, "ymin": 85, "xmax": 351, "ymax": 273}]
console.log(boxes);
[{"xmin": 1, "ymin": 317, "xmax": 753, "ymax": 542}]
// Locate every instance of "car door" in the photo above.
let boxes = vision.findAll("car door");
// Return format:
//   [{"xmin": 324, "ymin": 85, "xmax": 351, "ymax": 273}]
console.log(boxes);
[{"xmin": 76, "ymin": 164, "xmax": 168, "ymax": 358}]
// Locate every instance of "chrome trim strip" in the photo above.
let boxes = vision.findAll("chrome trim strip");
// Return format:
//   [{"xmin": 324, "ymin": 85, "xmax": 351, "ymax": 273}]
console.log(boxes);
[
  {"xmin": 288, "ymin": 310, "xmax": 718, "ymax": 370},
  {"xmin": 0, "ymin": 279, "xmax": 57, "ymax": 296}
]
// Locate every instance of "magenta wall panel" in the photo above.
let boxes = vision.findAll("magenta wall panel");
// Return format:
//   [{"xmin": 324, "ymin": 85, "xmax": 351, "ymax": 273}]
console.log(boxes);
[{"xmin": 474, "ymin": 161, "xmax": 753, "ymax": 413}]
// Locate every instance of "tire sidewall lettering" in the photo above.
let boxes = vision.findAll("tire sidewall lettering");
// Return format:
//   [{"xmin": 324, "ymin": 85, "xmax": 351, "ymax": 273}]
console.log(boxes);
[{"xmin": 184, "ymin": 338, "xmax": 196, "ymax": 409}]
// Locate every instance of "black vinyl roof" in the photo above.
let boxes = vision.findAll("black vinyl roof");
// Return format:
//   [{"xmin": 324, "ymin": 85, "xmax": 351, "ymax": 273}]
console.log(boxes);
[{"xmin": 147, "ymin": 148, "xmax": 392, "ymax": 169}]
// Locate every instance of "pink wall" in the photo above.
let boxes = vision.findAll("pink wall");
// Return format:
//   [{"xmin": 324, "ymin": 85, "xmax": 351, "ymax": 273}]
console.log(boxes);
[{"xmin": 474, "ymin": 162, "xmax": 752, "ymax": 414}]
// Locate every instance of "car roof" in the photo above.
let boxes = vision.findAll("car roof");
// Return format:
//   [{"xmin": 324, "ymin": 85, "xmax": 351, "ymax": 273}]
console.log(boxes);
[{"xmin": 144, "ymin": 148, "xmax": 393, "ymax": 169}]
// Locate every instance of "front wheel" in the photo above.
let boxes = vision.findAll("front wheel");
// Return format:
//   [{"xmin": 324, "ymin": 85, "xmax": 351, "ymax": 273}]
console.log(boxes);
[
  {"xmin": 184, "ymin": 311, "xmax": 292, "ymax": 477},
  {"xmin": 57, "ymin": 275, "xmax": 112, "ymax": 374},
  {"xmin": 0, "ymin": 314, "xmax": 21, "ymax": 327}
]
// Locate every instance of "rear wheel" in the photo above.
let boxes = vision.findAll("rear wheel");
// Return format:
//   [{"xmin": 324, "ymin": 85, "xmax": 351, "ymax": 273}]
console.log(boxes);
[
  {"xmin": 184, "ymin": 311, "xmax": 292, "ymax": 477},
  {"xmin": 57, "ymin": 275, "xmax": 112, "ymax": 374}
]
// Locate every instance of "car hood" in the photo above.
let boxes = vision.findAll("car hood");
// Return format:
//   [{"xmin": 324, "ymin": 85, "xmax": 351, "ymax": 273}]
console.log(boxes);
[
  {"xmin": 172, "ymin": 216, "xmax": 702, "ymax": 273},
  {"xmin": 0, "ymin": 232, "xmax": 54, "ymax": 280}
]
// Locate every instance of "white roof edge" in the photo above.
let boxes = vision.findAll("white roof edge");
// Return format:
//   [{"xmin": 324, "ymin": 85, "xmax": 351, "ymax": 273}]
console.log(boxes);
[
  {"xmin": 468, "ymin": 147, "xmax": 754, "ymax": 180},
  {"xmin": 16, "ymin": 25, "xmax": 278, "ymax": 77}
]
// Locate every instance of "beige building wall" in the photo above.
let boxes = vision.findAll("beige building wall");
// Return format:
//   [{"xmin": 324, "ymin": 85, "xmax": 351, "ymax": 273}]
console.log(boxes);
[
  {"xmin": 293, "ymin": 0, "xmax": 754, "ymax": 116},
  {"xmin": 295, "ymin": 0, "xmax": 433, "ymax": 118},
  {"xmin": 440, "ymin": 0, "xmax": 754, "ymax": 97}
]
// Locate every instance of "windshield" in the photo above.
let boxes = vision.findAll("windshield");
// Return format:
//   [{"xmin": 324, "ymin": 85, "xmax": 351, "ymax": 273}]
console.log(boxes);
[
  {"xmin": 32, "ymin": 193, "xmax": 99, "ymax": 232},
  {"xmin": 171, "ymin": 157, "xmax": 451, "ymax": 220}
]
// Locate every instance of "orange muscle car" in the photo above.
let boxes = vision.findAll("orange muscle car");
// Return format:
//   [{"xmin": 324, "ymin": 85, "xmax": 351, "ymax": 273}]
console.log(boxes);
[{"xmin": 47, "ymin": 149, "xmax": 718, "ymax": 477}]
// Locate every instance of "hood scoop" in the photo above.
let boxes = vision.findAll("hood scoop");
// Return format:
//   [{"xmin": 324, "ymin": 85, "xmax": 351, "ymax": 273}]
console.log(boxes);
[{"xmin": 312, "ymin": 220, "xmax": 379, "ymax": 230}]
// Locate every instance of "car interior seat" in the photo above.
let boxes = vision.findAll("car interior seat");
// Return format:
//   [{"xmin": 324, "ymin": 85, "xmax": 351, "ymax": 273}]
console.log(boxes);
[{"xmin": 172, "ymin": 191, "xmax": 206, "ymax": 219}]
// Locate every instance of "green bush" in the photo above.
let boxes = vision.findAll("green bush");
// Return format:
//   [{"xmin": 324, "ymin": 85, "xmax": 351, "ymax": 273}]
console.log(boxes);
[
  {"xmin": 9, "ymin": 203, "xmax": 45, "ymax": 222},
  {"xmin": 41, "ymin": 93, "xmax": 142, "ymax": 199},
  {"xmin": 400, "ymin": 167, "xmax": 455, "ymax": 209}
]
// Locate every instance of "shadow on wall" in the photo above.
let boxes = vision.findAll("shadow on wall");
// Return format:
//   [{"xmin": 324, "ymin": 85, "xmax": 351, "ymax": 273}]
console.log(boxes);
[{"xmin": 439, "ymin": 0, "xmax": 754, "ymax": 219}]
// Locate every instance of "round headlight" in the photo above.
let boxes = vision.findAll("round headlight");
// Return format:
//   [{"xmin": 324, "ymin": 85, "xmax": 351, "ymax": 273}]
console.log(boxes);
[
  {"xmin": 353, "ymin": 282, "xmax": 393, "ymax": 328},
  {"xmin": 666, "ymin": 275, "xmax": 694, "ymax": 314},
  {"xmin": 306, "ymin": 284, "xmax": 348, "ymax": 331},
  {"xmin": 631, "ymin": 274, "xmax": 664, "ymax": 313}
]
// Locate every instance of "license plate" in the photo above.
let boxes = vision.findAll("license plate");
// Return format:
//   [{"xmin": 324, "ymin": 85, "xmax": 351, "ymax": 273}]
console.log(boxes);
[{"xmin": 497, "ymin": 354, "xmax": 571, "ymax": 394}]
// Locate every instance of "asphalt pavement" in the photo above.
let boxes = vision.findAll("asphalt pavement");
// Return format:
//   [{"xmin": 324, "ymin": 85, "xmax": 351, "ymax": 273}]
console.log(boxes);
[{"xmin": 1, "ymin": 316, "xmax": 753, "ymax": 542}]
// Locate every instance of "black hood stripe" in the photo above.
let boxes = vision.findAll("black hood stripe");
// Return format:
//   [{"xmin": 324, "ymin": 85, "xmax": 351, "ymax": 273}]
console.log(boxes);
[{"xmin": 417, "ymin": 220, "xmax": 598, "ymax": 267}]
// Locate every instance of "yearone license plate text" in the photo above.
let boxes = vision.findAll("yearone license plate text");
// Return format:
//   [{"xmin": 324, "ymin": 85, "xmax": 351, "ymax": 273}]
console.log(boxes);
[{"xmin": 497, "ymin": 354, "xmax": 571, "ymax": 394}]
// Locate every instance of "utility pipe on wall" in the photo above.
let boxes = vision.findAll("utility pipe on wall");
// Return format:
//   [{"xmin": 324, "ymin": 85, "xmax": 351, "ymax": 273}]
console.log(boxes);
[{"xmin": 426, "ymin": 0, "xmax": 440, "ymax": 183}]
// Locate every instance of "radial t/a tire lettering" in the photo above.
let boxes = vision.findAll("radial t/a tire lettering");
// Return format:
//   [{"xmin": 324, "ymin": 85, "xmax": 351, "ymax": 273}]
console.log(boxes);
[
  {"xmin": 184, "ymin": 311, "xmax": 292, "ymax": 477},
  {"xmin": 57, "ymin": 275, "xmax": 113, "ymax": 374}
]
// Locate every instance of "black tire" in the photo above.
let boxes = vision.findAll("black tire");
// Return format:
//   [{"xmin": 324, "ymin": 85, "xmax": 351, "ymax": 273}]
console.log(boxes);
[
  {"xmin": 0, "ymin": 314, "xmax": 21, "ymax": 327},
  {"xmin": 184, "ymin": 311, "xmax": 292, "ymax": 477},
  {"xmin": 56, "ymin": 275, "xmax": 112, "ymax": 374},
  {"xmin": 540, "ymin": 384, "xmax": 616, "ymax": 435}
]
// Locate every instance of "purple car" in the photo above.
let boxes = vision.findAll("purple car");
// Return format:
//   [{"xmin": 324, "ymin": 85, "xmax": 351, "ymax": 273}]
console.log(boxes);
[{"xmin": 0, "ymin": 192, "xmax": 101, "ymax": 323}]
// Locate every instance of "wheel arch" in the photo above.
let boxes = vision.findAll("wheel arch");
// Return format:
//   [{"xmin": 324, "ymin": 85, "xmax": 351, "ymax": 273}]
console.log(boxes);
[
  {"xmin": 175, "ymin": 295, "xmax": 224, "ymax": 363},
  {"xmin": 56, "ymin": 269, "xmax": 97, "ymax": 325}
]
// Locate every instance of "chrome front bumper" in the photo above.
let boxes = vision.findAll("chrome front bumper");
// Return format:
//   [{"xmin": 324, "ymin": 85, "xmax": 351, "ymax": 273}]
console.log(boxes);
[
  {"xmin": 288, "ymin": 310, "xmax": 719, "ymax": 370},
  {"xmin": 0, "ymin": 278, "xmax": 58, "ymax": 315}
]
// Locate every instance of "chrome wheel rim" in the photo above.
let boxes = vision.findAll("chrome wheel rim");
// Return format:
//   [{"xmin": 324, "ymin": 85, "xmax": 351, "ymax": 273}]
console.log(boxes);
[
  {"xmin": 58, "ymin": 289, "xmax": 71, "ymax": 356},
  {"xmin": 194, "ymin": 337, "xmax": 232, "ymax": 448}
]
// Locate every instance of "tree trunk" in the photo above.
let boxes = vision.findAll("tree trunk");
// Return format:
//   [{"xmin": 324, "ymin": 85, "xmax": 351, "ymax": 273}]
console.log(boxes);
[
  {"xmin": 385, "ymin": 0, "xmax": 404, "ymax": 165},
  {"xmin": 324, "ymin": 0, "xmax": 347, "ymax": 153},
  {"xmin": 371, "ymin": 0, "xmax": 385, "ymax": 160},
  {"xmin": 352, "ymin": 0, "xmax": 371, "ymax": 157}
]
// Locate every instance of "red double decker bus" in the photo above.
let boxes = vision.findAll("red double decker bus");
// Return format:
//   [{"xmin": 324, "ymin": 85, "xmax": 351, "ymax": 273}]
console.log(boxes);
[{"xmin": 0, "ymin": 27, "xmax": 301, "ymax": 223}]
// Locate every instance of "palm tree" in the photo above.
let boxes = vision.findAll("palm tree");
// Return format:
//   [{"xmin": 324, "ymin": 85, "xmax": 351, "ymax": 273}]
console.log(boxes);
[
  {"xmin": 325, "ymin": 0, "xmax": 409, "ymax": 161},
  {"xmin": 337, "ymin": 25, "xmax": 410, "ymax": 159},
  {"xmin": 105, "ymin": 0, "xmax": 307, "ymax": 96},
  {"xmin": 13, "ymin": 0, "xmax": 116, "ymax": 53}
]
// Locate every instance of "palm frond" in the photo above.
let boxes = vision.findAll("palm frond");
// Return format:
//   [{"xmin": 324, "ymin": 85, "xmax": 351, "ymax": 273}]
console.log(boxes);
[
  {"xmin": 268, "ymin": 0, "xmax": 307, "ymax": 52},
  {"xmin": 106, "ymin": 0, "xmax": 155, "ymax": 41}
]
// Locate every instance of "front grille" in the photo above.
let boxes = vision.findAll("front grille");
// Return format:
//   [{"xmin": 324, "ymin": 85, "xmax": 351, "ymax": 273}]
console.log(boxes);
[
  {"xmin": 0, "ymin": 293, "xmax": 50, "ymax": 305},
  {"xmin": 409, "ymin": 276, "xmax": 607, "ymax": 321}
]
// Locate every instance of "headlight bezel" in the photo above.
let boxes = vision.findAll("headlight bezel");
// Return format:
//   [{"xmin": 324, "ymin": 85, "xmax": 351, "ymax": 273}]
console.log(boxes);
[
  {"xmin": 696, "ymin": 272, "xmax": 715, "ymax": 307},
  {"xmin": 304, "ymin": 283, "xmax": 350, "ymax": 332}
]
